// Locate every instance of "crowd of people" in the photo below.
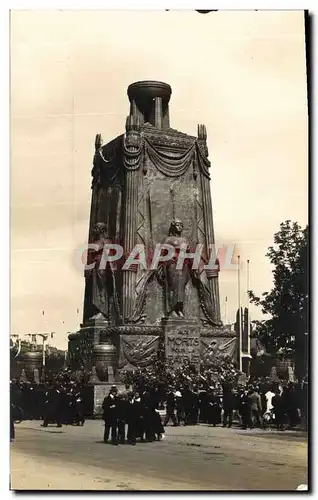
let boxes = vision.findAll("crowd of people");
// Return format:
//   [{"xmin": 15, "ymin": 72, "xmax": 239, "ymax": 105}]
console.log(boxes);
[
  {"xmin": 10, "ymin": 372, "xmax": 86, "ymax": 440},
  {"xmin": 118, "ymin": 358, "xmax": 307, "ymax": 434},
  {"xmin": 10, "ymin": 359, "xmax": 308, "ymax": 443}
]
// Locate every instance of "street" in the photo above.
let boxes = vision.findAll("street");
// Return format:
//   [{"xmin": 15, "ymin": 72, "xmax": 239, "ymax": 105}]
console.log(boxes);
[{"xmin": 10, "ymin": 421, "xmax": 308, "ymax": 491}]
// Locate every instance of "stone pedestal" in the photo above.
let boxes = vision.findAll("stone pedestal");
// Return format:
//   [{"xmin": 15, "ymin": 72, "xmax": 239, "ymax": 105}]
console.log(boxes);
[{"xmin": 161, "ymin": 318, "xmax": 200, "ymax": 369}]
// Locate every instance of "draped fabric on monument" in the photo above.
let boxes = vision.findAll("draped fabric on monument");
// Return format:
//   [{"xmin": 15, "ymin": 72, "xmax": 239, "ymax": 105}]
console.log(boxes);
[{"xmin": 143, "ymin": 138, "xmax": 211, "ymax": 180}]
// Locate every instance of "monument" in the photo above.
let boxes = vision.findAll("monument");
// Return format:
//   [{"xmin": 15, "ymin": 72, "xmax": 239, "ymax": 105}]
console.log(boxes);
[{"xmin": 68, "ymin": 81, "xmax": 236, "ymax": 410}]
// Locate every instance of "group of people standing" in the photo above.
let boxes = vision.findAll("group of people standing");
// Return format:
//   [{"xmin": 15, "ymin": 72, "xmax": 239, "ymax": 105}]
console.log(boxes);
[
  {"xmin": 10, "ymin": 379, "xmax": 86, "ymax": 433},
  {"xmin": 160, "ymin": 382, "xmax": 304, "ymax": 430},
  {"xmin": 102, "ymin": 385, "xmax": 165, "ymax": 445}
]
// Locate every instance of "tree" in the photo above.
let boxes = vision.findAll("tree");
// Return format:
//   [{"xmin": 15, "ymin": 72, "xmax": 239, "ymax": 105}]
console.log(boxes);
[{"xmin": 248, "ymin": 220, "xmax": 308, "ymax": 379}]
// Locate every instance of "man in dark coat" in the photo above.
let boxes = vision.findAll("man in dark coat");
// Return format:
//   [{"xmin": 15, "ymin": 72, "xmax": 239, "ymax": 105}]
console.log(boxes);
[
  {"xmin": 248, "ymin": 387, "xmax": 263, "ymax": 428},
  {"xmin": 42, "ymin": 384, "xmax": 63, "ymax": 427},
  {"xmin": 164, "ymin": 388, "xmax": 177, "ymax": 426},
  {"xmin": 207, "ymin": 389, "xmax": 222, "ymax": 426},
  {"xmin": 102, "ymin": 385, "xmax": 119, "ymax": 445},
  {"xmin": 116, "ymin": 393, "xmax": 127, "ymax": 443},
  {"xmin": 132, "ymin": 391, "xmax": 145, "ymax": 441},
  {"xmin": 10, "ymin": 403, "xmax": 15, "ymax": 441},
  {"xmin": 142, "ymin": 390, "xmax": 156, "ymax": 442},
  {"xmin": 239, "ymin": 388, "xmax": 250, "ymax": 429},
  {"xmin": 126, "ymin": 391, "xmax": 138, "ymax": 445},
  {"xmin": 222, "ymin": 387, "xmax": 235, "ymax": 428}
]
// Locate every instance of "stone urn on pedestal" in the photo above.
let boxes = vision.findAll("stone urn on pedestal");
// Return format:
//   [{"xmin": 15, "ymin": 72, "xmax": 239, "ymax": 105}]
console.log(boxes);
[
  {"xmin": 90, "ymin": 339, "xmax": 117, "ymax": 383},
  {"xmin": 88, "ymin": 336, "xmax": 117, "ymax": 418}
]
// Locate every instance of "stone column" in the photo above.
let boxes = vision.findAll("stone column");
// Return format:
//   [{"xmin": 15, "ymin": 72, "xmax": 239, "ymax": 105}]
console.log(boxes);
[
  {"xmin": 162, "ymin": 103, "xmax": 170, "ymax": 128},
  {"xmin": 130, "ymin": 99, "xmax": 144, "ymax": 124},
  {"xmin": 122, "ymin": 115, "xmax": 142, "ymax": 320},
  {"xmin": 154, "ymin": 97, "xmax": 163, "ymax": 129}
]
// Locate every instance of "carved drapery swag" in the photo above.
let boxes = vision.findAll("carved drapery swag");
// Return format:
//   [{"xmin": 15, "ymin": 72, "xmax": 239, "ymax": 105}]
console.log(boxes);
[
  {"xmin": 144, "ymin": 138, "xmax": 211, "ymax": 179},
  {"xmin": 93, "ymin": 135, "xmax": 211, "ymax": 182}
]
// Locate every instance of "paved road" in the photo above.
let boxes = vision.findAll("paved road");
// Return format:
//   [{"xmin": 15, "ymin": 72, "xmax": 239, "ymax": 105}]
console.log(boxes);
[{"xmin": 10, "ymin": 421, "xmax": 308, "ymax": 491}]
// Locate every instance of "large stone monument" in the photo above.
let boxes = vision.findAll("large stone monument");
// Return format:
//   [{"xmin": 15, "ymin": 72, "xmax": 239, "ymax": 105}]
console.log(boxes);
[{"xmin": 68, "ymin": 81, "xmax": 236, "ymax": 402}]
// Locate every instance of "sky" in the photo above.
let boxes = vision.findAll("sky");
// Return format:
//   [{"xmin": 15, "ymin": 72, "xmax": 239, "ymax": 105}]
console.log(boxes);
[{"xmin": 10, "ymin": 10, "xmax": 308, "ymax": 349}]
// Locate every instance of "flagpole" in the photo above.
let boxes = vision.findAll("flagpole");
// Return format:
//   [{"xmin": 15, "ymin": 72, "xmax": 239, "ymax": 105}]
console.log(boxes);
[
  {"xmin": 224, "ymin": 296, "xmax": 228, "ymax": 325},
  {"xmin": 247, "ymin": 260, "xmax": 251, "ymax": 355},
  {"xmin": 238, "ymin": 255, "xmax": 242, "ymax": 371}
]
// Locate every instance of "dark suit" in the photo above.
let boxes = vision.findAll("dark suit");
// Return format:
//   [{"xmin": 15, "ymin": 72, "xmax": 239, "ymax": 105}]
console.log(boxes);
[
  {"xmin": 239, "ymin": 393, "xmax": 250, "ymax": 429},
  {"xmin": 207, "ymin": 395, "xmax": 221, "ymax": 426},
  {"xmin": 117, "ymin": 398, "xmax": 127, "ymax": 443},
  {"xmin": 10, "ymin": 404, "xmax": 15, "ymax": 440},
  {"xmin": 102, "ymin": 394, "xmax": 118, "ymax": 444},
  {"xmin": 126, "ymin": 400, "xmax": 138, "ymax": 444},
  {"xmin": 272, "ymin": 393, "xmax": 285, "ymax": 430},
  {"xmin": 222, "ymin": 390, "xmax": 235, "ymax": 427},
  {"xmin": 164, "ymin": 392, "xmax": 177, "ymax": 426},
  {"xmin": 248, "ymin": 392, "xmax": 262, "ymax": 428}
]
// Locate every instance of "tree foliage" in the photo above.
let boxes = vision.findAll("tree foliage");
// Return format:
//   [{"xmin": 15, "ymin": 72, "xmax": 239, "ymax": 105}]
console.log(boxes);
[{"xmin": 248, "ymin": 220, "xmax": 308, "ymax": 377}]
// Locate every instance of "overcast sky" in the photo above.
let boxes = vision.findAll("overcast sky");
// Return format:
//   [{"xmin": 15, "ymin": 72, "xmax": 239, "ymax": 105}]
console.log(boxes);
[{"xmin": 10, "ymin": 10, "xmax": 308, "ymax": 349}]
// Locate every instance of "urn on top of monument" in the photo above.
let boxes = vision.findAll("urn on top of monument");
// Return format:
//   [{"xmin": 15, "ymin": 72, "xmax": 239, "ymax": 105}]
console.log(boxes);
[{"xmin": 127, "ymin": 80, "xmax": 172, "ymax": 129}]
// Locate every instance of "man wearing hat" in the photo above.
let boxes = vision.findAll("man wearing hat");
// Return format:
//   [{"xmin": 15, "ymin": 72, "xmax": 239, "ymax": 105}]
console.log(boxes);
[{"xmin": 102, "ymin": 385, "xmax": 119, "ymax": 445}]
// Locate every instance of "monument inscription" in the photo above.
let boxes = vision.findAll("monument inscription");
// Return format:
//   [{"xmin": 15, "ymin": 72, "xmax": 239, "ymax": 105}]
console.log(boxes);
[{"xmin": 164, "ymin": 324, "xmax": 200, "ymax": 367}]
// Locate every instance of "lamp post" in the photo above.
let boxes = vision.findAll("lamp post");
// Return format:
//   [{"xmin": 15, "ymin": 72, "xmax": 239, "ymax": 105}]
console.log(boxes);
[
  {"xmin": 237, "ymin": 255, "xmax": 242, "ymax": 372},
  {"xmin": 38, "ymin": 334, "xmax": 49, "ymax": 367}
]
